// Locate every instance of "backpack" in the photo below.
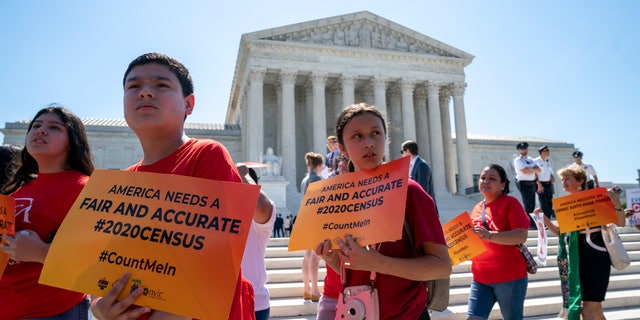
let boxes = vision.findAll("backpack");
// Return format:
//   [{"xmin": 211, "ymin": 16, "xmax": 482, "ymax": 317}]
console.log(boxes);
[{"xmin": 403, "ymin": 220, "xmax": 450, "ymax": 312}]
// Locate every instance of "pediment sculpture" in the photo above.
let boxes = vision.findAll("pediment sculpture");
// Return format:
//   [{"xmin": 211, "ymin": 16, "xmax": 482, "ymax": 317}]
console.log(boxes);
[{"xmin": 261, "ymin": 20, "xmax": 457, "ymax": 58}]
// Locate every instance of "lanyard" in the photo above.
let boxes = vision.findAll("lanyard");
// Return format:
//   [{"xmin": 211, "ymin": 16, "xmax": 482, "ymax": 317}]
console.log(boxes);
[{"xmin": 341, "ymin": 243, "xmax": 379, "ymax": 287}]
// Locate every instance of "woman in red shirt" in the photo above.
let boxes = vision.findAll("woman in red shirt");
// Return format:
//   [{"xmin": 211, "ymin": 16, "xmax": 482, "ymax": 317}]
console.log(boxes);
[{"xmin": 467, "ymin": 164, "xmax": 530, "ymax": 320}]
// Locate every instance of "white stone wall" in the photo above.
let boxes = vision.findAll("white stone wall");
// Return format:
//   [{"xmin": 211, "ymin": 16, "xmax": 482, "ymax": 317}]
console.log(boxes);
[{"xmin": 1, "ymin": 122, "xmax": 242, "ymax": 170}]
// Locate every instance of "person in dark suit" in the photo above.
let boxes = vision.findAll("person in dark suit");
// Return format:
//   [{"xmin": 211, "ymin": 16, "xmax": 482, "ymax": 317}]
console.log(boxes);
[
  {"xmin": 325, "ymin": 135, "xmax": 340, "ymax": 176},
  {"xmin": 274, "ymin": 214, "xmax": 284, "ymax": 238},
  {"xmin": 401, "ymin": 140, "xmax": 437, "ymax": 209}
]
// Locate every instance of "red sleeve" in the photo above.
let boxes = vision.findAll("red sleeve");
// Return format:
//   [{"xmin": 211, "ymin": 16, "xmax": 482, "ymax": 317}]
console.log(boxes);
[
  {"xmin": 227, "ymin": 274, "xmax": 255, "ymax": 320},
  {"xmin": 405, "ymin": 180, "xmax": 446, "ymax": 248},
  {"xmin": 137, "ymin": 313, "xmax": 151, "ymax": 320},
  {"xmin": 507, "ymin": 196, "xmax": 531, "ymax": 230},
  {"xmin": 321, "ymin": 265, "xmax": 342, "ymax": 298},
  {"xmin": 192, "ymin": 140, "xmax": 241, "ymax": 183}
]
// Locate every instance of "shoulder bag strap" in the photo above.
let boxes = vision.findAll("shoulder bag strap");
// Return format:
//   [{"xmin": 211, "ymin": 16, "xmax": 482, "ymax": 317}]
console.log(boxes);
[
  {"xmin": 404, "ymin": 219, "xmax": 420, "ymax": 256},
  {"xmin": 481, "ymin": 200, "xmax": 490, "ymax": 230}
]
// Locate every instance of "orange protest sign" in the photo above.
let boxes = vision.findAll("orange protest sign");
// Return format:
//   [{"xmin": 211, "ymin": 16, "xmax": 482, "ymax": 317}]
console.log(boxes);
[
  {"xmin": 0, "ymin": 195, "xmax": 15, "ymax": 277},
  {"xmin": 288, "ymin": 157, "xmax": 409, "ymax": 251},
  {"xmin": 552, "ymin": 187, "xmax": 618, "ymax": 233},
  {"xmin": 443, "ymin": 212, "xmax": 486, "ymax": 266},
  {"xmin": 39, "ymin": 169, "xmax": 259, "ymax": 319}
]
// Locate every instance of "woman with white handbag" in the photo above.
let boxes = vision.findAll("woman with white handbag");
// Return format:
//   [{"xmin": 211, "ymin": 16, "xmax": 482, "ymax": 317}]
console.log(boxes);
[{"xmin": 542, "ymin": 164, "xmax": 626, "ymax": 320}]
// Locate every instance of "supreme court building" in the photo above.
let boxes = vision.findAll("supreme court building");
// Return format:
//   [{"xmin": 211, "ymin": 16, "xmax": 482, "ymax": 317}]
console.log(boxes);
[
  {"xmin": 228, "ymin": 11, "xmax": 475, "ymax": 198},
  {"xmin": 1, "ymin": 12, "xmax": 578, "ymax": 220}
]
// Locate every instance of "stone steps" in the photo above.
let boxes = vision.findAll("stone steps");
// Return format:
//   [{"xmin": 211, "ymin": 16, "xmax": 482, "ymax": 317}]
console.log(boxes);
[{"xmin": 266, "ymin": 227, "xmax": 640, "ymax": 319}]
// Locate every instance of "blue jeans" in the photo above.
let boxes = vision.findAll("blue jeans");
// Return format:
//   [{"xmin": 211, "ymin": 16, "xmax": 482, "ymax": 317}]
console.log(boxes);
[
  {"xmin": 26, "ymin": 298, "xmax": 90, "ymax": 320},
  {"xmin": 255, "ymin": 308, "xmax": 270, "ymax": 320},
  {"xmin": 467, "ymin": 277, "xmax": 528, "ymax": 320}
]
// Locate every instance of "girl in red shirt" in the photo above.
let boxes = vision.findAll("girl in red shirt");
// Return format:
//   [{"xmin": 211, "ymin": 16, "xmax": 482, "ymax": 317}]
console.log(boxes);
[
  {"xmin": 314, "ymin": 103, "xmax": 451, "ymax": 320},
  {"xmin": 1, "ymin": 105, "xmax": 94, "ymax": 320}
]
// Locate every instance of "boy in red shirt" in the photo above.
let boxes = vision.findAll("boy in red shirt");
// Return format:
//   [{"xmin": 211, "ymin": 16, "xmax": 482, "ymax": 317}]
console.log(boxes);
[{"xmin": 90, "ymin": 53, "xmax": 255, "ymax": 320}]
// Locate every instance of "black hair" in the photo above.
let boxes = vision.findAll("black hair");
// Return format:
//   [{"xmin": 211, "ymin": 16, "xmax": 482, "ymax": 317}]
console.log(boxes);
[
  {"xmin": 487, "ymin": 163, "xmax": 510, "ymax": 194},
  {"xmin": 248, "ymin": 167, "xmax": 259, "ymax": 184},
  {"xmin": 2, "ymin": 104, "xmax": 94, "ymax": 194},
  {"xmin": 0, "ymin": 145, "xmax": 21, "ymax": 194},
  {"xmin": 335, "ymin": 103, "xmax": 387, "ymax": 146},
  {"xmin": 402, "ymin": 140, "xmax": 418, "ymax": 155},
  {"xmin": 123, "ymin": 53, "xmax": 194, "ymax": 97},
  {"xmin": 335, "ymin": 103, "xmax": 387, "ymax": 173}
]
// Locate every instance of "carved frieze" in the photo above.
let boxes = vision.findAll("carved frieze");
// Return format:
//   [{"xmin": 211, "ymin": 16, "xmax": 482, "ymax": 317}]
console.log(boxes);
[
  {"xmin": 248, "ymin": 42, "xmax": 466, "ymax": 76},
  {"xmin": 261, "ymin": 20, "xmax": 457, "ymax": 58}
]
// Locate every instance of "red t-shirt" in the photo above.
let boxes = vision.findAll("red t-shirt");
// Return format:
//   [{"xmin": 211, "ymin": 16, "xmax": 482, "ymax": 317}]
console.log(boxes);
[
  {"xmin": 322, "ymin": 265, "xmax": 341, "ymax": 299},
  {"xmin": 129, "ymin": 138, "xmax": 255, "ymax": 320},
  {"xmin": 469, "ymin": 194, "xmax": 530, "ymax": 284},
  {"xmin": 0, "ymin": 170, "xmax": 88, "ymax": 320},
  {"xmin": 341, "ymin": 180, "xmax": 446, "ymax": 320}
]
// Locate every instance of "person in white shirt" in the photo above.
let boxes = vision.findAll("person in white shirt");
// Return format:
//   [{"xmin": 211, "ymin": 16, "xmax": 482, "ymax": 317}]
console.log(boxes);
[
  {"xmin": 572, "ymin": 151, "xmax": 599, "ymax": 189},
  {"xmin": 513, "ymin": 141, "xmax": 541, "ymax": 228},
  {"xmin": 534, "ymin": 145, "xmax": 555, "ymax": 219},
  {"xmin": 237, "ymin": 164, "xmax": 275, "ymax": 320},
  {"xmin": 283, "ymin": 215, "xmax": 291, "ymax": 237}
]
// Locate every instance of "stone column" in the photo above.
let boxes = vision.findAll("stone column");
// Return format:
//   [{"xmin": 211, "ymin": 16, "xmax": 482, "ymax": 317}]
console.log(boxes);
[
  {"xmin": 373, "ymin": 76, "xmax": 389, "ymax": 160},
  {"xmin": 388, "ymin": 83, "xmax": 402, "ymax": 160},
  {"xmin": 341, "ymin": 74, "xmax": 356, "ymax": 107},
  {"xmin": 439, "ymin": 87, "xmax": 455, "ymax": 193},
  {"xmin": 311, "ymin": 72, "xmax": 328, "ymax": 154},
  {"xmin": 362, "ymin": 83, "xmax": 374, "ymax": 106},
  {"xmin": 401, "ymin": 79, "xmax": 416, "ymax": 141},
  {"xmin": 452, "ymin": 82, "xmax": 473, "ymax": 194},
  {"xmin": 273, "ymin": 83, "xmax": 283, "ymax": 156},
  {"xmin": 305, "ymin": 84, "xmax": 313, "ymax": 148},
  {"xmin": 372, "ymin": 77, "xmax": 388, "ymax": 117},
  {"xmin": 427, "ymin": 81, "xmax": 447, "ymax": 196},
  {"xmin": 331, "ymin": 84, "xmax": 343, "ymax": 128},
  {"xmin": 240, "ymin": 92, "xmax": 249, "ymax": 161},
  {"xmin": 414, "ymin": 85, "xmax": 430, "ymax": 164},
  {"xmin": 280, "ymin": 70, "xmax": 298, "ymax": 185},
  {"xmin": 247, "ymin": 68, "xmax": 266, "ymax": 162}
]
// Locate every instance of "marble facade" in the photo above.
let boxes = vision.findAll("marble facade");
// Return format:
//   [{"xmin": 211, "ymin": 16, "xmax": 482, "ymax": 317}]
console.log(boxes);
[{"xmin": 226, "ymin": 11, "xmax": 476, "ymax": 202}]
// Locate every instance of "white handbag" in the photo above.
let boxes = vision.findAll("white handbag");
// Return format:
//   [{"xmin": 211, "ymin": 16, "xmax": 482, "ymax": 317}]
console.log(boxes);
[{"xmin": 601, "ymin": 224, "xmax": 630, "ymax": 270}]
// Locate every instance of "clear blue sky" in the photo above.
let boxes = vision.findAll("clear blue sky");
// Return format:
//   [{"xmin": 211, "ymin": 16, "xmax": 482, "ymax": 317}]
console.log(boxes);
[{"xmin": 1, "ymin": 1, "xmax": 638, "ymax": 184}]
